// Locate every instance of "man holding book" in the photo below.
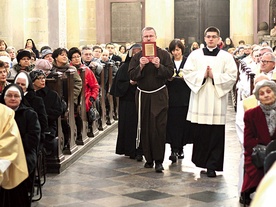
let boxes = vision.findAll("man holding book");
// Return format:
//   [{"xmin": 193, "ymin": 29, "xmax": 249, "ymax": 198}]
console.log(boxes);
[{"xmin": 128, "ymin": 26, "xmax": 174, "ymax": 172}]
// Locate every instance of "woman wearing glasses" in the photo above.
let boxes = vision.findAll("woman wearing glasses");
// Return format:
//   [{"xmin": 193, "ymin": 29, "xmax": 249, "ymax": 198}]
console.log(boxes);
[
  {"xmin": 14, "ymin": 71, "xmax": 48, "ymax": 150},
  {"xmin": 0, "ymin": 83, "xmax": 40, "ymax": 207},
  {"xmin": 29, "ymin": 70, "xmax": 63, "ymax": 156}
]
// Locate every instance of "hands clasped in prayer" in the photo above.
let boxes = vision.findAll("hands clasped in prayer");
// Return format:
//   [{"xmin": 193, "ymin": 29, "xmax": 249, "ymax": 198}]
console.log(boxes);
[{"xmin": 204, "ymin": 66, "xmax": 213, "ymax": 79}]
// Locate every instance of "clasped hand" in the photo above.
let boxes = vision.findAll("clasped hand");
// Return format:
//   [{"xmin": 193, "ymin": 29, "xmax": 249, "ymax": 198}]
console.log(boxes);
[
  {"xmin": 204, "ymin": 66, "xmax": 213, "ymax": 79},
  {"xmin": 140, "ymin": 57, "xmax": 160, "ymax": 70}
]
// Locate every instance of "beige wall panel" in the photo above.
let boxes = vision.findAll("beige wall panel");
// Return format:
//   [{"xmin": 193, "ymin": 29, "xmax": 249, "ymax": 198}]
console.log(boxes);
[
  {"xmin": 0, "ymin": 1, "xmax": 25, "ymax": 50},
  {"xmin": 22, "ymin": 0, "xmax": 49, "ymax": 50},
  {"xmin": 67, "ymin": 0, "xmax": 80, "ymax": 48},
  {"xmin": 79, "ymin": 0, "xmax": 97, "ymax": 47},
  {"xmin": 145, "ymin": 0, "xmax": 174, "ymax": 48},
  {"xmin": 230, "ymin": 0, "xmax": 254, "ymax": 46}
]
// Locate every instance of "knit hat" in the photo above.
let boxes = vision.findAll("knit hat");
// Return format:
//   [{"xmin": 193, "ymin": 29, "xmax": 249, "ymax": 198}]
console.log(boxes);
[
  {"xmin": 16, "ymin": 50, "xmax": 31, "ymax": 63},
  {"xmin": 253, "ymin": 80, "xmax": 276, "ymax": 100},
  {"xmin": 68, "ymin": 47, "xmax": 81, "ymax": 61},
  {"xmin": 41, "ymin": 49, "xmax": 53, "ymax": 59},
  {"xmin": 29, "ymin": 70, "xmax": 46, "ymax": 82},
  {"xmin": 34, "ymin": 59, "xmax": 52, "ymax": 71}
]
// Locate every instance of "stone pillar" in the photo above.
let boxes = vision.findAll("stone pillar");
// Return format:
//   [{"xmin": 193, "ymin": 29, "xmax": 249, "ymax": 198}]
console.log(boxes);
[
  {"xmin": 48, "ymin": 0, "xmax": 67, "ymax": 49},
  {"xmin": 79, "ymin": 0, "xmax": 97, "ymax": 47},
  {"xmin": 23, "ymin": 0, "xmax": 49, "ymax": 50},
  {"xmin": 145, "ymin": 0, "xmax": 174, "ymax": 48},
  {"xmin": 67, "ymin": 0, "xmax": 80, "ymax": 49},
  {"xmin": 230, "ymin": 0, "xmax": 254, "ymax": 46}
]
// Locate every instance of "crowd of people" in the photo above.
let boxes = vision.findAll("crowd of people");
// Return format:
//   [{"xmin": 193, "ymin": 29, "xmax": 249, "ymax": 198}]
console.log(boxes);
[{"xmin": 1, "ymin": 25, "xmax": 276, "ymax": 206}]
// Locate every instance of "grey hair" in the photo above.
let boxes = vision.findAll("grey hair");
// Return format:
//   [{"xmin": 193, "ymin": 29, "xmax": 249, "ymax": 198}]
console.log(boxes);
[
  {"xmin": 253, "ymin": 80, "xmax": 276, "ymax": 100},
  {"xmin": 260, "ymin": 46, "xmax": 273, "ymax": 53},
  {"xmin": 141, "ymin": 27, "xmax": 156, "ymax": 36},
  {"xmin": 262, "ymin": 52, "xmax": 276, "ymax": 62}
]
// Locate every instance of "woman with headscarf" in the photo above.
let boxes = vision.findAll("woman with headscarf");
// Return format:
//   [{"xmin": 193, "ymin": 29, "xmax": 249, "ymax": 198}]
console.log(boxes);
[
  {"xmin": 0, "ymin": 104, "xmax": 28, "ymax": 190},
  {"xmin": 110, "ymin": 43, "xmax": 143, "ymax": 161},
  {"xmin": 0, "ymin": 84, "xmax": 40, "ymax": 207},
  {"xmin": 240, "ymin": 80, "xmax": 276, "ymax": 205},
  {"xmin": 14, "ymin": 71, "xmax": 48, "ymax": 149}
]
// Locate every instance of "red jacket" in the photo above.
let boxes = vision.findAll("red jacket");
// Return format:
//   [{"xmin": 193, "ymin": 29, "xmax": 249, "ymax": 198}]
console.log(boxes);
[
  {"xmin": 71, "ymin": 63, "xmax": 99, "ymax": 111},
  {"xmin": 242, "ymin": 106, "xmax": 276, "ymax": 192}
]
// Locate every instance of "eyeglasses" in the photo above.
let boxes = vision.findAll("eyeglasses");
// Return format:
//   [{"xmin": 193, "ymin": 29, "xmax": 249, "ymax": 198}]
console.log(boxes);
[
  {"xmin": 5, "ymin": 94, "xmax": 21, "ymax": 99},
  {"xmin": 36, "ymin": 76, "xmax": 46, "ymax": 80},
  {"xmin": 205, "ymin": 35, "xmax": 218, "ymax": 39},
  {"xmin": 72, "ymin": 56, "xmax": 81, "ymax": 59},
  {"xmin": 260, "ymin": 60, "xmax": 274, "ymax": 64},
  {"xmin": 84, "ymin": 53, "xmax": 92, "ymax": 56}
]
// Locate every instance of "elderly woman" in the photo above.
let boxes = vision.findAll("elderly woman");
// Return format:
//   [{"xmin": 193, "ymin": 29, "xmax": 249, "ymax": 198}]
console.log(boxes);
[
  {"xmin": 0, "ymin": 104, "xmax": 29, "ymax": 207},
  {"xmin": 9, "ymin": 50, "xmax": 34, "ymax": 78},
  {"xmin": 29, "ymin": 70, "xmax": 64, "ymax": 155},
  {"xmin": 0, "ymin": 84, "xmax": 40, "ymax": 207},
  {"xmin": 0, "ymin": 84, "xmax": 40, "ymax": 173},
  {"xmin": 240, "ymin": 80, "xmax": 276, "ymax": 205},
  {"xmin": 14, "ymin": 71, "xmax": 48, "ymax": 149}
]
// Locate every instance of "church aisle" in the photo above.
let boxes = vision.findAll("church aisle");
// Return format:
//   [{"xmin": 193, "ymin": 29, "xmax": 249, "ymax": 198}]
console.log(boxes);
[{"xmin": 33, "ymin": 103, "xmax": 242, "ymax": 207}]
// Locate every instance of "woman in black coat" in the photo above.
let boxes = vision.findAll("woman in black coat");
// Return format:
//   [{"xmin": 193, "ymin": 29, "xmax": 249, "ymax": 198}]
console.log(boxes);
[
  {"xmin": 0, "ymin": 84, "xmax": 40, "ymax": 207},
  {"xmin": 110, "ymin": 44, "xmax": 143, "ymax": 160},
  {"xmin": 0, "ymin": 84, "xmax": 40, "ymax": 174},
  {"xmin": 14, "ymin": 71, "xmax": 48, "ymax": 148},
  {"xmin": 29, "ymin": 70, "xmax": 64, "ymax": 155},
  {"xmin": 166, "ymin": 39, "xmax": 192, "ymax": 163}
]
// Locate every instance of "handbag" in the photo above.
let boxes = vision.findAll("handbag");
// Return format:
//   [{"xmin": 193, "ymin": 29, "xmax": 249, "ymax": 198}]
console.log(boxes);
[
  {"xmin": 251, "ymin": 144, "xmax": 267, "ymax": 169},
  {"xmin": 88, "ymin": 102, "xmax": 100, "ymax": 122}
]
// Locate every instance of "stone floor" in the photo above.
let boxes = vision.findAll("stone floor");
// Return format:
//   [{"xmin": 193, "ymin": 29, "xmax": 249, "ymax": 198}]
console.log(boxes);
[{"xmin": 32, "ymin": 102, "xmax": 244, "ymax": 207}]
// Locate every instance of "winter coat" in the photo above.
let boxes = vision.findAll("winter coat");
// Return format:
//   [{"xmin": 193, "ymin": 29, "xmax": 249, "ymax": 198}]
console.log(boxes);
[{"xmin": 14, "ymin": 104, "xmax": 41, "ymax": 174}]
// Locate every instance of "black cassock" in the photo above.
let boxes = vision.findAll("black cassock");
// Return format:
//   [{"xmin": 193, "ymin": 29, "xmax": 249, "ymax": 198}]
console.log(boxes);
[{"xmin": 110, "ymin": 59, "xmax": 138, "ymax": 158}]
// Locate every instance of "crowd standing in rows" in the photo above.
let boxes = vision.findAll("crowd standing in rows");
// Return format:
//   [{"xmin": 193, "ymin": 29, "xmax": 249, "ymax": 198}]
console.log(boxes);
[{"xmin": 1, "ymin": 25, "xmax": 276, "ymax": 206}]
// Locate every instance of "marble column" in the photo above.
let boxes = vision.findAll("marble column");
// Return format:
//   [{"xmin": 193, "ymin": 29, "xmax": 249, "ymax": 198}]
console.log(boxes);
[
  {"xmin": 230, "ymin": 0, "xmax": 254, "ymax": 46},
  {"xmin": 145, "ymin": 0, "xmax": 174, "ymax": 48}
]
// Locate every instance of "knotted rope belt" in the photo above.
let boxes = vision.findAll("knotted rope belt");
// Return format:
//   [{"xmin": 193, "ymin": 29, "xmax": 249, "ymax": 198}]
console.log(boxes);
[{"xmin": 136, "ymin": 85, "xmax": 166, "ymax": 148}]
